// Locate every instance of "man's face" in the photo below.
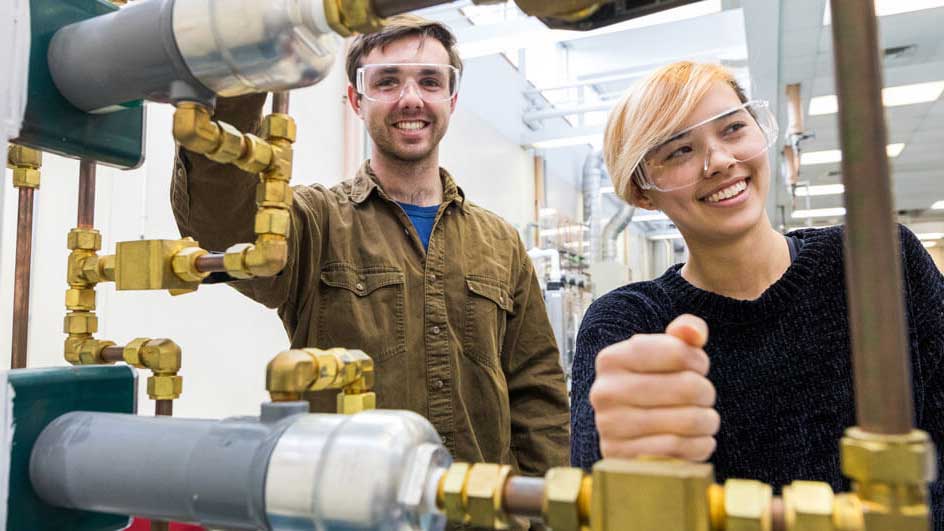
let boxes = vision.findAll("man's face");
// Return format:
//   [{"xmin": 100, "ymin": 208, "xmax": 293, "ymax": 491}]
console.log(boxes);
[{"xmin": 350, "ymin": 35, "xmax": 458, "ymax": 164}]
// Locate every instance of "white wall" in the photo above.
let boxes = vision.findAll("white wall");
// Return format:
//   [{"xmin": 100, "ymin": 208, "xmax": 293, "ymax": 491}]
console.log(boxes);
[{"xmin": 0, "ymin": 53, "xmax": 536, "ymax": 420}]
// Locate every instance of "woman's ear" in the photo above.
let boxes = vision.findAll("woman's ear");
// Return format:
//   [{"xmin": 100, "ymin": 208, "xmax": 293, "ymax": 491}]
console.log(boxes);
[{"xmin": 628, "ymin": 181, "xmax": 656, "ymax": 211}]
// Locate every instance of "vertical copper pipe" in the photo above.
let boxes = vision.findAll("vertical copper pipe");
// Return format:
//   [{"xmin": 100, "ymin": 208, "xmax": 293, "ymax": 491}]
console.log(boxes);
[
  {"xmin": 151, "ymin": 398, "xmax": 173, "ymax": 531},
  {"xmin": 77, "ymin": 160, "xmax": 96, "ymax": 228},
  {"xmin": 830, "ymin": 0, "xmax": 913, "ymax": 434},
  {"xmin": 11, "ymin": 188, "xmax": 35, "ymax": 369},
  {"xmin": 272, "ymin": 92, "xmax": 290, "ymax": 114}
]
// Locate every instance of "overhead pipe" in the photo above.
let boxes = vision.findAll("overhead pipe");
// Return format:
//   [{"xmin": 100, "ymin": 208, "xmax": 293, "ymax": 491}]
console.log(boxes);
[
  {"xmin": 582, "ymin": 151, "xmax": 604, "ymax": 263},
  {"xmin": 601, "ymin": 205, "xmax": 634, "ymax": 262}
]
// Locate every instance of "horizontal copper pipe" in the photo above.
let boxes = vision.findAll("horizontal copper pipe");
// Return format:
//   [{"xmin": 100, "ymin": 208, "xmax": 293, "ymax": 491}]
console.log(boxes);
[
  {"xmin": 101, "ymin": 345, "xmax": 125, "ymax": 363},
  {"xmin": 503, "ymin": 476, "xmax": 545, "ymax": 519},
  {"xmin": 78, "ymin": 160, "xmax": 96, "ymax": 229},
  {"xmin": 11, "ymin": 188, "xmax": 35, "ymax": 369},
  {"xmin": 195, "ymin": 253, "xmax": 226, "ymax": 273}
]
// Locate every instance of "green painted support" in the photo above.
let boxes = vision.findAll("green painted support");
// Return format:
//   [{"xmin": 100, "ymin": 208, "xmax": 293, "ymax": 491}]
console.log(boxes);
[{"xmin": 4, "ymin": 365, "xmax": 136, "ymax": 531}]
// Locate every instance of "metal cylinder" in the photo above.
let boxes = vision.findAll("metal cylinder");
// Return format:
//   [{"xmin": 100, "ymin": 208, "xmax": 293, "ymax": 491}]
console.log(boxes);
[
  {"xmin": 11, "ymin": 188, "xmax": 35, "ymax": 369},
  {"xmin": 602, "ymin": 205, "xmax": 634, "ymax": 262},
  {"xmin": 582, "ymin": 151, "xmax": 603, "ymax": 262},
  {"xmin": 272, "ymin": 92, "xmax": 291, "ymax": 115},
  {"xmin": 502, "ymin": 476, "xmax": 545, "ymax": 519},
  {"xmin": 30, "ymin": 408, "xmax": 451, "ymax": 531},
  {"xmin": 195, "ymin": 253, "xmax": 226, "ymax": 273},
  {"xmin": 829, "ymin": 0, "xmax": 914, "ymax": 434},
  {"xmin": 77, "ymin": 160, "xmax": 96, "ymax": 228}
]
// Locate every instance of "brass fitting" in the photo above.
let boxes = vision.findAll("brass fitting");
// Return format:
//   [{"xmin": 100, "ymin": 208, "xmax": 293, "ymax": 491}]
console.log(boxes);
[
  {"xmin": 590, "ymin": 458, "xmax": 714, "ymax": 531},
  {"xmin": 840, "ymin": 427, "xmax": 934, "ymax": 530},
  {"xmin": 723, "ymin": 479, "xmax": 772, "ymax": 531},
  {"xmin": 115, "ymin": 238, "xmax": 205, "ymax": 291},
  {"xmin": 78, "ymin": 339, "xmax": 117, "ymax": 365},
  {"xmin": 261, "ymin": 114, "xmax": 297, "ymax": 144},
  {"xmin": 235, "ymin": 134, "xmax": 274, "ymax": 174},
  {"xmin": 148, "ymin": 374, "xmax": 183, "ymax": 401},
  {"xmin": 173, "ymin": 102, "xmax": 221, "ymax": 154},
  {"xmin": 223, "ymin": 242, "xmax": 255, "ymax": 279},
  {"xmin": 322, "ymin": 0, "xmax": 385, "ymax": 37},
  {"xmin": 439, "ymin": 462, "xmax": 472, "ymax": 525},
  {"xmin": 832, "ymin": 493, "xmax": 865, "ymax": 531},
  {"xmin": 782, "ymin": 481, "xmax": 835, "ymax": 531},
  {"xmin": 205, "ymin": 120, "xmax": 244, "ymax": 164},
  {"xmin": 257, "ymin": 180, "xmax": 293, "ymax": 208},
  {"xmin": 171, "ymin": 245, "xmax": 210, "ymax": 283},
  {"xmin": 122, "ymin": 338, "xmax": 183, "ymax": 401},
  {"xmin": 67, "ymin": 228, "xmax": 102, "ymax": 251},
  {"xmin": 80, "ymin": 254, "xmax": 116, "ymax": 284},
  {"xmin": 65, "ymin": 288, "xmax": 96, "ymax": 311},
  {"xmin": 513, "ymin": 0, "xmax": 602, "ymax": 21},
  {"xmin": 464, "ymin": 463, "xmax": 512, "ymax": 529},
  {"xmin": 260, "ymin": 144, "xmax": 293, "ymax": 183},
  {"xmin": 254, "ymin": 208, "xmax": 291, "ymax": 237},
  {"xmin": 64, "ymin": 336, "xmax": 87, "ymax": 365},
  {"xmin": 337, "ymin": 391, "xmax": 376, "ymax": 414},
  {"xmin": 12, "ymin": 168, "xmax": 40, "ymax": 189},
  {"xmin": 543, "ymin": 467, "xmax": 589, "ymax": 531},
  {"xmin": 8, "ymin": 144, "xmax": 42, "ymax": 169},
  {"xmin": 64, "ymin": 312, "xmax": 98, "ymax": 335},
  {"xmin": 267, "ymin": 348, "xmax": 375, "ymax": 399},
  {"xmin": 140, "ymin": 338, "xmax": 182, "ymax": 375}
]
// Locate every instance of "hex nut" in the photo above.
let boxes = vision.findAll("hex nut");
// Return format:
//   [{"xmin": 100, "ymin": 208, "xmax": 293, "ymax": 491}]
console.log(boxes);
[
  {"xmin": 63, "ymin": 312, "xmax": 98, "ymax": 335},
  {"xmin": 263, "ymin": 146, "xmax": 294, "ymax": 182},
  {"xmin": 67, "ymin": 228, "xmax": 102, "ymax": 251},
  {"xmin": 336, "ymin": 391, "xmax": 376, "ymax": 414},
  {"xmin": 81, "ymin": 256, "xmax": 104, "ymax": 283},
  {"xmin": 173, "ymin": 103, "xmax": 219, "ymax": 154},
  {"xmin": 544, "ymin": 467, "xmax": 585, "ymax": 531},
  {"xmin": 8, "ymin": 144, "xmax": 42, "ymax": 168},
  {"xmin": 98, "ymin": 255, "xmax": 117, "ymax": 282},
  {"xmin": 148, "ymin": 374, "xmax": 183, "ymax": 400},
  {"xmin": 841, "ymin": 428, "xmax": 934, "ymax": 483},
  {"xmin": 65, "ymin": 288, "xmax": 96, "ymax": 311},
  {"xmin": 465, "ymin": 463, "xmax": 511, "ymax": 529},
  {"xmin": 172, "ymin": 246, "xmax": 210, "ymax": 282},
  {"xmin": 724, "ymin": 479, "xmax": 772, "ymax": 531},
  {"xmin": 254, "ymin": 208, "xmax": 291, "ymax": 237},
  {"xmin": 64, "ymin": 336, "xmax": 84, "ymax": 365},
  {"xmin": 12, "ymin": 167, "xmax": 40, "ymax": 188},
  {"xmin": 236, "ymin": 134, "xmax": 274, "ymax": 174},
  {"xmin": 123, "ymin": 337, "xmax": 150, "ymax": 367},
  {"xmin": 223, "ymin": 243, "xmax": 254, "ymax": 279},
  {"xmin": 256, "ymin": 180, "xmax": 293, "ymax": 207},
  {"xmin": 140, "ymin": 338, "xmax": 181, "ymax": 373},
  {"xmin": 206, "ymin": 120, "xmax": 244, "ymax": 164},
  {"xmin": 441, "ymin": 462, "xmax": 472, "ymax": 525},
  {"xmin": 783, "ymin": 481, "xmax": 834, "ymax": 531},
  {"xmin": 261, "ymin": 114, "xmax": 297, "ymax": 143},
  {"xmin": 78, "ymin": 340, "xmax": 115, "ymax": 365}
]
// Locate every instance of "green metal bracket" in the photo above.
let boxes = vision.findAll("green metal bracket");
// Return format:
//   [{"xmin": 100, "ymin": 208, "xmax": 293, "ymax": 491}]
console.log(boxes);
[
  {"xmin": 4, "ymin": 365, "xmax": 137, "ymax": 531},
  {"xmin": 15, "ymin": 0, "xmax": 146, "ymax": 169}
]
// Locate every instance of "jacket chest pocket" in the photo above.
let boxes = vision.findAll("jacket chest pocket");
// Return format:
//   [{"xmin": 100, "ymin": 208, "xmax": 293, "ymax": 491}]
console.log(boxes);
[
  {"xmin": 462, "ymin": 276, "xmax": 515, "ymax": 369},
  {"xmin": 316, "ymin": 265, "xmax": 405, "ymax": 362}
]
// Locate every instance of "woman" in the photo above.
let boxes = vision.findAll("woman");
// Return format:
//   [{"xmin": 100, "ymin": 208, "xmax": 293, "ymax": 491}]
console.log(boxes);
[{"xmin": 570, "ymin": 61, "xmax": 944, "ymax": 513}]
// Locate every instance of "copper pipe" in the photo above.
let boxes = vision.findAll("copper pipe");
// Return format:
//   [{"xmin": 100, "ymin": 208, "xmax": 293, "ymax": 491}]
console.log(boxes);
[
  {"xmin": 502, "ymin": 476, "xmax": 545, "ymax": 519},
  {"xmin": 272, "ymin": 92, "xmax": 290, "ymax": 114},
  {"xmin": 77, "ymin": 160, "xmax": 97, "ymax": 229},
  {"xmin": 829, "ymin": 0, "xmax": 913, "ymax": 434},
  {"xmin": 101, "ymin": 345, "xmax": 125, "ymax": 363},
  {"xmin": 195, "ymin": 253, "xmax": 226, "ymax": 273},
  {"xmin": 155, "ymin": 400, "xmax": 173, "ymax": 417},
  {"xmin": 11, "ymin": 188, "xmax": 35, "ymax": 369},
  {"xmin": 771, "ymin": 496, "xmax": 785, "ymax": 531}
]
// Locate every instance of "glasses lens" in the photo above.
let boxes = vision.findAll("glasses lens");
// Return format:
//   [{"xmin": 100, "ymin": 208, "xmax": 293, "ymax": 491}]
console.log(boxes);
[
  {"xmin": 640, "ymin": 101, "xmax": 778, "ymax": 191},
  {"xmin": 359, "ymin": 63, "xmax": 458, "ymax": 102}
]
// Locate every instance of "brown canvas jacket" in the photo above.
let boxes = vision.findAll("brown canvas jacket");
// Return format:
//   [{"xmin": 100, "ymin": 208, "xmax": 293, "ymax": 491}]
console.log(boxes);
[{"xmin": 170, "ymin": 96, "xmax": 570, "ymax": 476}]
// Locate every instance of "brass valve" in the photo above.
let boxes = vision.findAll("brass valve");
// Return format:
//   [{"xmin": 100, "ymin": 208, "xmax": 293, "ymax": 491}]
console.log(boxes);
[
  {"xmin": 266, "ymin": 348, "xmax": 375, "ymax": 414},
  {"xmin": 114, "ymin": 237, "xmax": 206, "ymax": 292},
  {"xmin": 323, "ymin": 0, "xmax": 386, "ymax": 36}
]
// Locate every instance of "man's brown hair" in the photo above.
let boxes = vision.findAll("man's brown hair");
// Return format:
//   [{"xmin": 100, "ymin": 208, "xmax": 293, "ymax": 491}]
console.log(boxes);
[{"xmin": 345, "ymin": 15, "xmax": 463, "ymax": 93}]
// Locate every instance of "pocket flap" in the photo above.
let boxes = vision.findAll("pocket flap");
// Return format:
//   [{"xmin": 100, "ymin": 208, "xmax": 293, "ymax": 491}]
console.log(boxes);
[
  {"xmin": 466, "ymin": 277, "xmax": 514, "ymax": 313},
  {"xmin": 321, "ymin": 265, "xmax": 404, "ymax": 296}
]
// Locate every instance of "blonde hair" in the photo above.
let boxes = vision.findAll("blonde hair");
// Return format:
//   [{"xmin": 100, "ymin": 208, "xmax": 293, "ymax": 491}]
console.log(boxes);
[{"xmin": 603, "ymin": 62, "xmax": 747, "ymax": 204}]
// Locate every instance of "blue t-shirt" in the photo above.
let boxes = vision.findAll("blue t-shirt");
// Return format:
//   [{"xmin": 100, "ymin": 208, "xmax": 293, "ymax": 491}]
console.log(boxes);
[{"xmin": 398, "ymin": 202, "xmax": 440, "ymax": 250}]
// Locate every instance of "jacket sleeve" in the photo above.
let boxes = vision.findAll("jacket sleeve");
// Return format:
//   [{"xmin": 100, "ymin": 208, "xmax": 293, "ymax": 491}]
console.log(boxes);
[
  {"xmin": 501, "ymin": 239, "xmax": 571, "ymax": 476},
  {"xmin": 170, "ymin": 93, "xmax": 325, "ymax": 313}
]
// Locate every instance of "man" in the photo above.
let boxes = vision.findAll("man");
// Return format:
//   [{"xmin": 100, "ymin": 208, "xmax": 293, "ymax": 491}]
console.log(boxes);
[{"xmin": 171, "ymin": 15, "xmax": 569, "ymax": 476}]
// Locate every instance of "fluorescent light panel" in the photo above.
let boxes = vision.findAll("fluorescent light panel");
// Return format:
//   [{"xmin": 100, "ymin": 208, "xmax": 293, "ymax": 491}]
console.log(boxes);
[
  {"xmin": 809, "ymin": 81, "xmax": 944, "ymax": 116},
  {"xmin": 648, "ymin": 231, "xmax": 683, "ymax": 241},
  {"xmin": 933, "ymin": 200, "xmax": 944, "ymax": 210},
  {"xmin": 632, "ymin": 210, "xmax": 670, "ymax": 222},
  {"xmin": 794, "ymin": 184, "xmax": 845, "ymax": 197},
  {"xmin": 530, "ymin": 135, "xmax": 602, "ymax": 149},
  {"xmin": 924, "ymin": 241, "xmax": 938, "ymax": 248},
  {"xmin": 792, "ymin": 207, "xmax": 847, "ymax": 219},
  {"xmin": 824, "ymin": 0, "xmax": 944, "ymax": 24},
  {"xmin": 801, "ymin": 144, "xmax": 905, "ymax": 165},
  {"xmin": 917, "ymin": 232, "xmax": 944, "ymax": 240}
]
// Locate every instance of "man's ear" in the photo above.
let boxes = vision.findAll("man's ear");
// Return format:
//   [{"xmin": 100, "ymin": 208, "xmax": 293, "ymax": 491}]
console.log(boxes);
[
  {"xmin": 449, "ymin": 93, "xmax": 458, "ymax": 114},
  {"xmin": 347, "ymin": 85, "xmax": 363, "ymax": 116}
]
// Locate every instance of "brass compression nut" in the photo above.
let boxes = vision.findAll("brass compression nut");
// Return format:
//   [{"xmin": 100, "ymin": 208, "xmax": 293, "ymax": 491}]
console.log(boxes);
[
  {"xmin": 261, "ymin": 114, "xmax": 297, "ymax": 144},
  {"xmin": 724, "ymin": 479, "xmax": 772, "ymax": 531},
  {"xmin": 148, "ymin": 374, "xmax": 183, "ymax": 400},
  {"xmin": 8, "ymin": 144, "xmax": 43, "ymax": 168},
  {"xmin": 140, "ymin": 338, "xmax": 181, "ymax": 374},
  {"xmin": 205, "ymin": 120, "xmax": 244, "ymax": 164},
  {"xmin": 172, "ymin": 246, "xmax": 210, "ymax": 282},
  {"xmin": 235, "ymin": 134, "xmax": 274, "ymax": 174},
  {"xmin": 64, "ymin": 336, "xmax": 85, "ymax": 365},
  {"xmin": 841, "ymin": 427, "xmax": 936, "ymax": 484},
  {"xmin": 544, "ymin": 467, "xmax": 587, "ymax": 531},
  {"xmin": 245, "ymin": 238, "xmax": 288, "ymax": 277},
  {"xmin": 465, "ymin": 463, "xmax": 512, "ymax": 529},
  {"xmin": 12, "ymin": 167, "xmax": 40, "ymax": 188},
  {"xmin": 64, "ymin": 312, "xmax": 98, "ymax": 335},
  {"xmin": 336, "ymin": 391, "xmax": 376, "ymax": 414},
  {"xmin": 257, "ymin": 180, "xmax": 293, "ymax": 207},
  {"xmin": 441, "ymin": 462, "xmax": 472, "ymax": 524},
  {"xmin": 223, "ymin": 242, "xmax": 254, "ymax": 279},
  {"xmin": 122, "ymin": 337, "xmax": 150, "ymax": 367},
  {"xmin": 65, "ymin": 288, "xmax": 96, "ymax": 311},
  {"xmin": 67, "ymin": 228, "xmax": 102, "ymax": 251},
  {"xmin": 254, "ymin": 208, "xmax": 292, "ymax": 237},
  {"xmin": 173, "ymin": 102, "xmax": 220, "ymax": 154},
  {"xmin": 513, "ymin": 0, "xmax": 602, "ymax": 20},
  {"xmin": 782, "ymin": 481, "xmax": 834, "ymax": 531},
  {"xmin": 266, "ymin": 349, "xmax": 318, "ymax": 397},
  {"xmin": 323, "ymin": 0, "xmax": 385, "ymax": 37},
  {"xmin": 78, "ymin": 339, "xmax": 116, "ymax": 365}
]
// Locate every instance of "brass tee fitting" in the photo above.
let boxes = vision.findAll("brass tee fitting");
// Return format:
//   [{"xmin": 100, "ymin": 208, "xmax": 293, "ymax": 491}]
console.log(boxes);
[{"xmin": 266, "ymin": 347, "xmax": 375, "ymax": 413}]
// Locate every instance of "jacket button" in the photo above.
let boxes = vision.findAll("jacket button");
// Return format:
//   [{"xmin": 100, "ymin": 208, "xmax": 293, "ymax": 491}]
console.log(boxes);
[
  {"xmin": 429, "ymin": 273, "xmax": 437, "ymax": 282},
  {"xmin": 433, "ymin": 379, "xmax": 445, "ymax": 390},
  {"xmin": 355, "ymin": 282, "xmax": 364, "ymax": 291},
  {"xmin": 431, "ymin": 325, "xmax": 441, "ymax": 335}
]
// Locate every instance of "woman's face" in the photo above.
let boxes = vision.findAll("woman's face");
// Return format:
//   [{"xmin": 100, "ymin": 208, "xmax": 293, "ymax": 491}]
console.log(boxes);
[{"xmin": 638, "ymin": 81, "xmax": 772, "ymax": 244}]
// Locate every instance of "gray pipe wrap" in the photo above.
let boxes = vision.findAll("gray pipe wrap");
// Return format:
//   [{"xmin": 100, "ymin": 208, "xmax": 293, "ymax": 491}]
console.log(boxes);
[
  {"xmin": 29, "ymin": 411, "xmax": 293, "ymax": 529},
  {"xmin": 47, "ymin": 0, "xmax": 212, "ymax": 113}
]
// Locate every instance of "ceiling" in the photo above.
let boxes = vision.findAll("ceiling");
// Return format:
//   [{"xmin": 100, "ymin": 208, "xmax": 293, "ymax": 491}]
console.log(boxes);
[{"xmin": 416, "ymin": 0, "xmax": 944, "ymax": 243}]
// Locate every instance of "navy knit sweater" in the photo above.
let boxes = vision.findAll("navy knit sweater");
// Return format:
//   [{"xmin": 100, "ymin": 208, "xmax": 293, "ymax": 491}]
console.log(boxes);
[{"xmin": 571, "ymin": 226, "xmax": 944, "ymax": 524}]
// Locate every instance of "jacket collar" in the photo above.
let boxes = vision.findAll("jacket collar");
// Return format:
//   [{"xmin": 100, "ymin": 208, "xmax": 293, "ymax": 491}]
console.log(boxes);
[{"xmin": 348, "ymin": 160, "xmax": 468, "ymax": 211}]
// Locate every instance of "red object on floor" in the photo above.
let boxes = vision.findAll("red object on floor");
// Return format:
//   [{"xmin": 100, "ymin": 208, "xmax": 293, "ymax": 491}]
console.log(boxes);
[{"xmin": 127, "ymin": 519, "xmax": 204, "ymax": 531}]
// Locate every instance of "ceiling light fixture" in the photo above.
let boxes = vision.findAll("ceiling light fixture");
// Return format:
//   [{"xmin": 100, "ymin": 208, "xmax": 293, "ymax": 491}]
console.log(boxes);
[
  {"xmin": 809, "ymin": 81, "xmax": 944, "ymax": 116},
  {"xmin": 632, "ymin": 210, "xmax": 670, "ymax": 222},
  {"xmin": 932, "ymin": 200, "xmax": 944, "ymax": 210},
  {"xmin": 530, "ymin": 135, "xmax": 602, "ymax": 149},
  {"xmin": 923, "ymin": 241, "xmax": 938, "ymax": 248},
  {"xmin": 791, "ymin": 207, "xmax": 847, "ymax": 219},
  {"xmin": 824, "ymin": 0, "xmax": 944, "ymax": 24},
  {"xmin": 794, "ymin": 184, "xmax": 845, "ymax": 197},
  {"xmin": 648, "ymin": 231, "xmax": 684, "ymax": 241},
  {"xmin": 917, "ymin": 232, "xmax": 944, "ymax": 240},
  {"xmin": 801, "ymin": 144, "xmax": 905, "ymax": 165}
]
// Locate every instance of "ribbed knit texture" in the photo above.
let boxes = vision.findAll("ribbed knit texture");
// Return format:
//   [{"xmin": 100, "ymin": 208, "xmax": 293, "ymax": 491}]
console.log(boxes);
[{"xmin": 571, "ymin": 225, "xmax": 944, "ymax": 526}]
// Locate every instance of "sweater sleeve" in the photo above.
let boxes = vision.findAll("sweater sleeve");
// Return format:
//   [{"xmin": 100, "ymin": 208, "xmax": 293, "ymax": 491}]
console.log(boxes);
[
  {"xmin": 570, "ymin": 286, "xmax": 670, "ymax": 469},
  {"xmin": 899, "ymin": 226, "xmax": 944, "ymax": 526}
]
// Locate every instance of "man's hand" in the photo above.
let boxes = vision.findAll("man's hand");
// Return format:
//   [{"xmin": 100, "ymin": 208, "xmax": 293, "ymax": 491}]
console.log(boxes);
[{"xmin": 589, "ymin": 314, "xmax": 719, "ymax": 462}]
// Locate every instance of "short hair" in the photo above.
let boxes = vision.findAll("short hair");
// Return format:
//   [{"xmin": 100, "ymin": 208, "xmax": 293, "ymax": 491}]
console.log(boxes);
[
  {"xmin": 603, "ymin": 61, "xmax": 748, "ymax": 204},
  {"xmin": 345, "ymin": 15, "xmax": 464, "ymax": 93}
]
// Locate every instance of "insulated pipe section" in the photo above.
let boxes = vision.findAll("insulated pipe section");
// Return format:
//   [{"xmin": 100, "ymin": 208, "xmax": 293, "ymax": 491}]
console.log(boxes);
[
  {"xmin": 48, "ymin": 0, "xmax": 340, "ymax": 113},
  {"xmin": 602, "ymin": 205, "xmax": 634, "ymax": 262},
  {"xmin": 30, "ymin": 407, "xmax": 450, "ymax": 531}
]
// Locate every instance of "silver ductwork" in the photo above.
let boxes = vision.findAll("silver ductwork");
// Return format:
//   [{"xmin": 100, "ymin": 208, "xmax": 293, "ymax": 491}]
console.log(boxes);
[
  {"xmin": 582, "ymin": 151, "xmax": 604, "ymax": 262},
  {"xmin": 601, "ymin": 205, "xmax": 635, "ymax": 262}
]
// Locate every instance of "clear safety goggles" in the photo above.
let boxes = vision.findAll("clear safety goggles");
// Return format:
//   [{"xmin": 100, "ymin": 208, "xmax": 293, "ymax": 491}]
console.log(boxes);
[
  {"xmin": 355, "ymin": 63, "xmax": 460, "ymax": 103},
  {"xmin": 636, "ymin": 100, "xmax": 778, "ymax": 192}
]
